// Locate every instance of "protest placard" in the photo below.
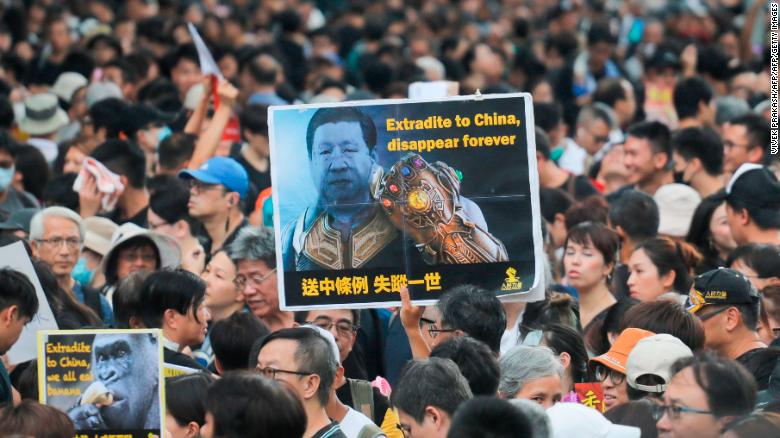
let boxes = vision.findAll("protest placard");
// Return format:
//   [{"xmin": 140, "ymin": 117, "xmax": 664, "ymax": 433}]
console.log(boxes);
[
  {"xmin": 270, "ymin": 93, "xmax": 544, "ymax": 310},
  {"xmin": 0, "ymin": 241, "xmax": 58, "ymax": 364},
  {"xmin": 38, "ymin": 329, "xmax": 165, "ymax": 437}
]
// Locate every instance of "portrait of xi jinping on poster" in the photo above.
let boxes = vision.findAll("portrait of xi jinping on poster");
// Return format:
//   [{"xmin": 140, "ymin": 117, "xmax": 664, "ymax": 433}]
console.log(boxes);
[
  {"xmin": 39, "ymin": 330, "xmax": 164, "ymax": 436},
  {"xmin": 272, "ymin": 95, "xmax": 542, "ymax": 288}
]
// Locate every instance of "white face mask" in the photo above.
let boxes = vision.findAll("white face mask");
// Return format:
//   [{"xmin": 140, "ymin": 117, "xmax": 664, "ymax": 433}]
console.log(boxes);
[{"xmin": 0, "ymin": 165, "xmax": 14, "ymax": 191}]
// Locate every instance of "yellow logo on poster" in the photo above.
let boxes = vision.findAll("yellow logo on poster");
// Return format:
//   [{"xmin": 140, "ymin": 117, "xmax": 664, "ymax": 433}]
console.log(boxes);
[{"xmin": 501, "ymin": 267, "xmax": 523, "ymax": 291}]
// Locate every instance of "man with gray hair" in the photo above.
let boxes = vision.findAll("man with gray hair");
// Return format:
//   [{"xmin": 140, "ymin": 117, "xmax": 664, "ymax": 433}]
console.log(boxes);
[
  {"xmin": 229, "ymin": 226, "xmax": 293, "ymax": 332},
  {"xmin": 30, "ymin": 206, "xmax": 113, "ymax": 325},
  {"xmin": 498, "ymin": 345, "xmax": 564, "ymax": 409},
  {"xmin": 391, "ymin": 358, "xmax": 473, "ymax": 438}
]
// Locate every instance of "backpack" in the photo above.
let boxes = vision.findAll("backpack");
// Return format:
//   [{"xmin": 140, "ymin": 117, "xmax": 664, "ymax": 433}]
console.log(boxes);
[
  {"xmin": 348, "ymin": 378, "xmax": 374, "ymax": 419},
  {"xmin": 357, "ymin": 423, "xmax": 386, "ymax": 438}
]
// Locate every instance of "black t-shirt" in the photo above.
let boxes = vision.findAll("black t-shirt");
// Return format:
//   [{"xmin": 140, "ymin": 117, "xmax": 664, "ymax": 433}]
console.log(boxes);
[
  {"xmin": 230, "ymin": 143, "xmax": 271, "ymax": 215},
  {"xmin": 104, "ymin": 206, "xmax": 149, "ymax": 228},
  {"xmin": 736, "ymin": 347, "xmax": 780, "ymax": 391},
  {"xmin": 201, "ymin": 217, "xmax": 250, "ymax": 259}
]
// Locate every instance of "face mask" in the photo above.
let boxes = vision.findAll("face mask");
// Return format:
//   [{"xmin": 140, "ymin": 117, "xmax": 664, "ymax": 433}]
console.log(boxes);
[
  {"xmin": 157, "ymin": 126, "xmax": 172, "ymax": 143},
  {"xmin": 72, "ymin": 257, "xmax": 94, "ymax": 286},
  {"xmin": 0, "ymin": 165, "xmax": 14, "ymax": 190}
]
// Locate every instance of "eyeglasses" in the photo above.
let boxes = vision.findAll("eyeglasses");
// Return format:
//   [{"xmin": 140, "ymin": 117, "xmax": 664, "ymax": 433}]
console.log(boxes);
[
  {"xmin": 593, "ymin": 364, "xmax": 626, "ymax": 385},
  {"xmin": 257, "ymin": 367, "xmax": 313, "ymax": 380},
  {"xmin": 189, "ymin": 180, "xmax": 226, "ymax": 195},
  {"xmin": 234, "ymin": 268, "xmax": 277, "ymax": 290},
  {"xmin": 696, "ymin": 306, "xmax": 730, "ymax": 321},
  {"xmin": 119, "ymin": 250, "xmax": 157, "ymax": 263},
  {"xmin": 307, "ymin": 319, "xmax": 359, "ymax": 336},
  {"xmin": 396, "ymin": 423, "xmax": 412, "ymax": 438},
  {"xmin": 0, "ymin": 159, "xmax": 13, "ymax": 169},
  {"xmin": 651, "ymin": 403, "xmax": 714, "ymax": 421},
  {"xmin": 36, "ymin": 237, "xmax": 82, "ymax": 250}
]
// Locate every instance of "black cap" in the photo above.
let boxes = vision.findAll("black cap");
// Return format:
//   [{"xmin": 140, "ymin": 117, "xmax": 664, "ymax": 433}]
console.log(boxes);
[
  {"xmin": 714, "ymin": 164, "xmax": 780, "ymax": 221},
  {"xmin": 686, "ymin": 268, "xmax": 758, "ymax": 314}
]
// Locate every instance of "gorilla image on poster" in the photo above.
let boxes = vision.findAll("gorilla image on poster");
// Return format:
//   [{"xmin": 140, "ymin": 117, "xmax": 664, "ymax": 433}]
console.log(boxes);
[{"xmin": 39, "ymin": 330, "xmax": 164, "ymax": 437}]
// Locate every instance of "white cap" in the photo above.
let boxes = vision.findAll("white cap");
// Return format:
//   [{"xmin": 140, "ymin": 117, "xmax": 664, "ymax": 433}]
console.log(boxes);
[
  {"xmin": 86, "ymin": 81, "xmax": 123, "ymax": 108},
  {"xmin": 303, "ymin": 324, "xmax": 340, "ymax": 365},
  {"xmin": 101, "ymin": 222, "xmax": 181, "ymax": 276},
  {"xmin": 547, "ymin": 403, "xmax": 641, "ymax": 438},
  {"xmin": 51, "ymin": 72, "xmax": 88, "ymax": 103},
  {"xmin": 626, "ymin": 334, "xmax": 693, "ymax": 393},
  {"xmin": 654, "ymin": 183, "xmax": 701, "ymax": 237}
]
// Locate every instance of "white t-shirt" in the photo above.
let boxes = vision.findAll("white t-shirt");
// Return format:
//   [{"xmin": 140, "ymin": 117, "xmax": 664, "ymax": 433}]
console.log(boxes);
[
  {"xmin": 556, "ymin": 138, "xmax": 587, "ymax": 176},
  {"xmin": 339, "ymin": 407, "xmax": 378, "ymax": 438}
]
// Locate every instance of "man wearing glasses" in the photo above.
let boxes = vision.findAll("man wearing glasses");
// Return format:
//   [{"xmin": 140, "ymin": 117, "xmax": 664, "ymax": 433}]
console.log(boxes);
[
  {"xmin": 302, "ymin": 309, "xmax": 396, "ymax": 433},
  {"xmin": 686, "ymin": 268, "xmax": 773, "ymax": 387},
  {"xmin": 256, "ymin": 327, "xmax": 347, "ymax": 438},
  {"xmin": 180, "ymin": 156, "xmax": 249, "ymax": 260},
  {"xmin": 655, "ymin": 353, "xmax": 756, "ymax": 438},
  {"xmin": 30, "ymin": 206, "xmax": 113, "ymax": 326},
  {"xmin": 230, "ymin": 226, "xmax": 294, "ymax": 332}
]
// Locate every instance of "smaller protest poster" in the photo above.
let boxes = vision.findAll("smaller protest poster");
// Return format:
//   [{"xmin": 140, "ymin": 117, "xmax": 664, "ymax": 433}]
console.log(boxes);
[
  {"xmin": 38, "ymin": 329, "xmax": 165, "ymax": 437},
  {"xmin": 1, "ymin": 241, "xmax": 58, "ymax": 365},
  {"xmin": 574, "ymin": 382, "xmax": 607, "ymax": 413},
  {"xmin": 164, "ymin": 363, "xmax": 200, "ymax": 378}
]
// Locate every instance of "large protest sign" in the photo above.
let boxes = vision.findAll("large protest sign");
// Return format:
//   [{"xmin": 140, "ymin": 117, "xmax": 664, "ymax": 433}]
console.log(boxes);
[
  {"xmin": 1, "ymin": 241, "xmax": 58, "ymax": 364},
  {"xmin": 38, "ymin": 329, "xmax": 165, "ymax": 437},
  {"xmin": 270, "ymin": 93, "xmax": 544, "ymax": 310}
]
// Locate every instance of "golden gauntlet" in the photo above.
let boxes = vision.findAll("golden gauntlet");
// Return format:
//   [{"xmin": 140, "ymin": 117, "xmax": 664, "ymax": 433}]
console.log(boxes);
[{"xmin": 377, "ymin": 154, "xmax": 508, "ymax": 264}]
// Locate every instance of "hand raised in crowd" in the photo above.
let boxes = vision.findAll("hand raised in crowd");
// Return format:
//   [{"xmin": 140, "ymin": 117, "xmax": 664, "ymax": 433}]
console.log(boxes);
[
  {"xmin": 78, "ymin": 173, "xmax": 102, "ymax": 219},
  {"xmin": 681, "ymin": 44, "xmax": 697, "ymax": 76},
  {"xmin": 202, "ymin": 75, "xmax": 213, "ymax": 101},
  {"xmin": 217, "ymin": 80, "xmax": 239, "ymax": 107},
  {"xmin": 399, "ymin": 285, "xmax": 423, "ymax": 331},
  {"xmin": 400, "ymin": 285, "xmax": 432, "ymax": 358}
]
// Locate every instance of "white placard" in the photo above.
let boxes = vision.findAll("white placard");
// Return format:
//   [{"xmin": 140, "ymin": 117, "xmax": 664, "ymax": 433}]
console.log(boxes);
[{"xmin": 1, "ymin": 241, "xmax": 58, "ymax": 364}]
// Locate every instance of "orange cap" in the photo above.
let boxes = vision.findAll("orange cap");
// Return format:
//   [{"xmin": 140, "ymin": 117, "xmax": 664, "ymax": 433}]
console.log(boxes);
[{"xmin": 589, "ymin": 328, "xmax": 655, "ymax": 374}]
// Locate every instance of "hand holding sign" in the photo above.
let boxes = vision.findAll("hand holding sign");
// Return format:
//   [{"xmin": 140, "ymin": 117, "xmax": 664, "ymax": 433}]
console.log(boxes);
[{"xmin": 217, "ymin": 80, "xmax": 238, "ymax": 107}]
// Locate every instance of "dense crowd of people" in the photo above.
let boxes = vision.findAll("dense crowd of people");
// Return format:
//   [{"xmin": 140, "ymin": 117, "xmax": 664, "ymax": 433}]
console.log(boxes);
[{"xmin": 0, "ymin": 0, "xmax": 778, "ymax": 437}]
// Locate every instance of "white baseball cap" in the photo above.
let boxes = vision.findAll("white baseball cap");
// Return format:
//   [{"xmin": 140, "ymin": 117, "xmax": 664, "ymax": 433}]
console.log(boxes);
[
  {"xmin": 654, "ymin": 183, "xmax": 701, "ymax": 238},
  {"xmin": 51, "ymin": 72, "xmax": 88, "ymax": 103},
  {"xmin": 626, "ymin": 334, "xmax": 693, "ymax": 393},
  {"xmin": 547, "ymin": 402, "xmax": 640, "ymax": 438}
]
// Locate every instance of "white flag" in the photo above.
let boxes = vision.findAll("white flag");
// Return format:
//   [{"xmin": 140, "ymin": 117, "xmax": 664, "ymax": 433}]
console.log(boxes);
[{"xmin": 187, "ymin": 22, "xmax": 223, "ymax": 79}]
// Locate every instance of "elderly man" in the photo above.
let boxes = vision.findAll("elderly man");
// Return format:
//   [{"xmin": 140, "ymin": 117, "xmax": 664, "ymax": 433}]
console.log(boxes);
[
  {"xmin": 67, "ymin": 333, "xmax": 161, "ymax": 430},
  {"xmin": 230, "ymin": 226, "xmax": 293, "ymax": 332},
  {"xmin": 30, "ymin": 206, "xmax": 113, "ymax": 326}
]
